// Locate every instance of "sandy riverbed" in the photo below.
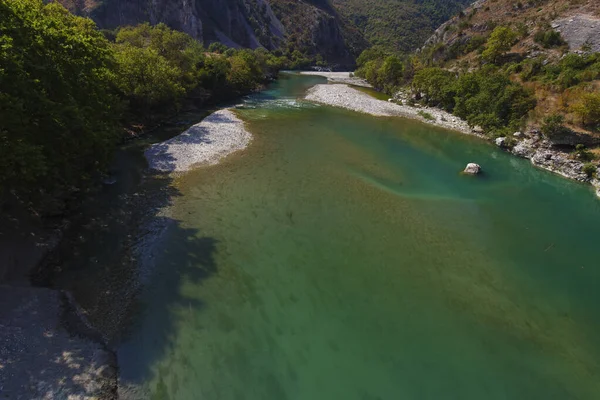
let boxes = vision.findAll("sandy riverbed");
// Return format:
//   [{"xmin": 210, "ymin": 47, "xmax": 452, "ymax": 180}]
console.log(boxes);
[
  {"xmin": 305, "ymin": 84, "xmax": 477, "ymax": 136},
  {"xmin": 145, "ymin": 109, "xmax": 251, "ymax": 173}
]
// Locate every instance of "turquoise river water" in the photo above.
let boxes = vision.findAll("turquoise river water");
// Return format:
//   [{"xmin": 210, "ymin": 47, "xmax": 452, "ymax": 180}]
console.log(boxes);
[{"xmin": 118, "ymin": 74, "xmax": 600, "ymax": 399}]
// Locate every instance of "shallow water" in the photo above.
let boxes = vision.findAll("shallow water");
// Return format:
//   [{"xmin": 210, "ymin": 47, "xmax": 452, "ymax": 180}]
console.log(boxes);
[{"xmin": 119, "ymin": 73, "xmax": 600, "ymax": 399}]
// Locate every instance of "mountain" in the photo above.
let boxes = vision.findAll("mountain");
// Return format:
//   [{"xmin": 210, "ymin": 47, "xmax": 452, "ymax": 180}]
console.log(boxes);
[
  {"xmin": 56, "ymin": 0, "xmax": 473, "ymax": 67},
  {"xmin": 331, "ymin": 0, "xmax": 473, "ymax": 52}
]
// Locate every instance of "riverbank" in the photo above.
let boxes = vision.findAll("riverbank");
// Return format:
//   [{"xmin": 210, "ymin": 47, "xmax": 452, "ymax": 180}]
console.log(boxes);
[
  {"xmin": 145, "ymin": 109, "xmax": 251, "ymax": 173},
  {"xmin": 305, "ymin": 83, "xmax": 476, "ymax": 135},
  {"xmin": 299, "ymin": 71, "xmax": 372, "ymax": 88},
  {"xmin": 304, "ymin": 83, "xmax": 600, "ymax": 198}
]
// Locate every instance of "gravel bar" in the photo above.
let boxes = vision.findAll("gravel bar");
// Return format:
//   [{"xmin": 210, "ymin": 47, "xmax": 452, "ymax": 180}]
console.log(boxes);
[
  {"xmin": 299, "ymin": 71, "xmax": 372, "ymax": 88},
  {"xmin": 305, "ymin": 84, "xmax": 477, "ymax": 136},
  {"xmin": 145, "ymin": 109, "xmax": 251, "ymax": 173}
]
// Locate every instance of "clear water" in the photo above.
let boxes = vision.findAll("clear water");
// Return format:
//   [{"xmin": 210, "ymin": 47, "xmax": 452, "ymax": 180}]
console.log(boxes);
[{"xmin": 119, "ymin": 73, "xmax": 600, "ymax": 399}]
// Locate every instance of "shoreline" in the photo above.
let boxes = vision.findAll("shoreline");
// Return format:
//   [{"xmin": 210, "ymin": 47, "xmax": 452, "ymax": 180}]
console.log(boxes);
[
  {"xmin": 145, "ymin": 109, "xmax": 252, "ymax": 173},
  {"xmin": 299, "ymin": 71, "xmax": 373, "ymax": 88},
  {"xmin": 305, "ymin": 83, "xmax": 478, "ymax": 136},
  {"xmin": 304, "ymin": 83, "xmax": 600, "ymax": 198}
]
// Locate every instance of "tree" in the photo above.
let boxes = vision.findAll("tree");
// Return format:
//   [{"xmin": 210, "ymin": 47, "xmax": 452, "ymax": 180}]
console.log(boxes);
[
  {"xmin": 571, "ymin": 92, "xmax": 600, "ymax": 128},
  {"xmin": 378, "ymin": 55, "xmax": 404, "ymax": 92},
  {"xmin": 412, "ymin": 67, "xmax": 456, "ymax": 110},
  {"xmin": 113, "ymin": 45, "xmax": 186, "ymax": 109},
  {"xmin": 0, "ymin": 0, "xmax": 119, "ymax": 204},
  {"xmin": 482, "ymin": 26, "xmax": 517, "ymax": 64}
]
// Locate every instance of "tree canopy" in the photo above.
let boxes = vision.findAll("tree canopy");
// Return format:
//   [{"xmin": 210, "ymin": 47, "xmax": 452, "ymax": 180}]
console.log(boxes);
[{"xmin": 0, "ymin": 0, "xmax": 119, "ymax": 203}]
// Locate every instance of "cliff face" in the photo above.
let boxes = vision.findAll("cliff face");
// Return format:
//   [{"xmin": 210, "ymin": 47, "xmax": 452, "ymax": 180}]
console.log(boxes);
[
  {"xmin": 269, "ymin": 0, "xmax": 361, "ymax": 67},
  {"xmin": 61, "ymin": 0, "xmax": 286, "ymax": 49}
]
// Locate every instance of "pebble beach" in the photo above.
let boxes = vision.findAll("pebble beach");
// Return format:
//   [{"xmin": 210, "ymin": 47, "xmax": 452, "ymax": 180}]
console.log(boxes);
[
  {"xmin": 305, "ymin": 84, "xmax": 477, "ymax": 136},
  {"xmin": 145, "ymin": 109, "xmax": 251, "ymax": 173}
]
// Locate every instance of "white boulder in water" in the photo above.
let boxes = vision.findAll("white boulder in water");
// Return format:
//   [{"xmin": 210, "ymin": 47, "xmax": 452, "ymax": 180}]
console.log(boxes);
[{"xmin": 464, "ymin": 163, "xmax": 481, "ymax": 175}]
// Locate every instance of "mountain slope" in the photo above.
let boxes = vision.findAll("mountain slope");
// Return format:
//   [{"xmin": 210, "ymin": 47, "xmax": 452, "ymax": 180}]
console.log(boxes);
[
  {"xmin": 332, "ymin": 0, "xmax": 473, "ymax": 52},
  {"xmin": 57, "ymin": 0, "xmax": 474, "ymax": 67}
]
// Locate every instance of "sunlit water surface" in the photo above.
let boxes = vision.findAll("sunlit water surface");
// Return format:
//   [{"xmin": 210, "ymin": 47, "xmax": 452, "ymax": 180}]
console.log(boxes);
[{"xmin": 119, "ymin": 74, "xmax": 600, "ymax": 399}]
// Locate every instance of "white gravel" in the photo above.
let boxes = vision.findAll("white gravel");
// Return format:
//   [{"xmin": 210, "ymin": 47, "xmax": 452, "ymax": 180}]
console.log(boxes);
[
  {"xmin": 299, "ymin": 71, "xmax": 372, "ymax": 88},
  {"xmin": 305, "ymin": 84, "xmax": 477, "ymax": 135},
  {"xmin": 145, "ymin": 109, "xmax": 251, "ymax": 173}
]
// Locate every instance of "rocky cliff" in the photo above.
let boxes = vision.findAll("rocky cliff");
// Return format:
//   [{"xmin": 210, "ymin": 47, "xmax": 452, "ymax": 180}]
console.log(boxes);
[
  {"xmin": 58, "ymin": 0, "xmax": 358, "ymax": 66},
  {"xmin": 61, "ymin": 0, "xmax": 286, "ymax": 49}
]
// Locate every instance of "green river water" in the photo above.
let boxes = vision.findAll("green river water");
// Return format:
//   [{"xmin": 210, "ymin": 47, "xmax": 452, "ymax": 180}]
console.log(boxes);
[{"xmin": 118, "ymin": 73, "xmax": 600, "ymax": 399}]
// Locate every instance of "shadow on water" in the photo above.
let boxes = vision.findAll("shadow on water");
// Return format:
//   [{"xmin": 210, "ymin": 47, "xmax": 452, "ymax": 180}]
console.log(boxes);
[{"xmin": 116, "ymin": 165, "xmax": 222, "ymax": 398}]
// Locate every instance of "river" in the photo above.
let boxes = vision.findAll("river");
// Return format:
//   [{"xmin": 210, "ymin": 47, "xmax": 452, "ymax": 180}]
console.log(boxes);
[{"xmin": 117, "ymin": 73, "xmax": 600, "ymax": 399}]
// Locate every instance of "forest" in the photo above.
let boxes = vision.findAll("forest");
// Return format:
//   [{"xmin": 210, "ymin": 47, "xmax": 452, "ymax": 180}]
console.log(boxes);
[{"xmin": 0, "ymin": 0, "xmax": 296, "ymax": 212}]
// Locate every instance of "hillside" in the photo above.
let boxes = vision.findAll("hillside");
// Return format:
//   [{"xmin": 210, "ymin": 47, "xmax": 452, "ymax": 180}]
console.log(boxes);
[
  {"xmin": 420, "ymin": 0, "xmax": 600, "ymax": 135},
  {"xmin": 332, "ymin": 0, "xmax": 473, "ymax": 52},
  {"xmin": 56, "ymin": 0, "xmax": 474, "ymax": 67}
]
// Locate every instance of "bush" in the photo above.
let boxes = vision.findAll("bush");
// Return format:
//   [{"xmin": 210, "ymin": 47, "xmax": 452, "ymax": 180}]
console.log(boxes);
[
  {"xmin": 454, "ymin": 67, "xmax": 536, "ymax": 133},
  {"xmin": 571, "ymin": 92, "xmax": 600, "ymax": 128},
  {"xmin": 417, "ymin": 111, "xmax": 435, "ymax": 121},
  {"xmin": 583, "ymin": 163, "xmax": 597, "ymax": 178},
  {"xmin": 575, "ymin": 144, "xmax": 594, "ymax": 161},
  {"xmin": 541, "ymin": 114, "xmax": 569, "ymax": 137},
  {"xmin": 482, "ymin": 26, "xmax": 518, "ymax": 64},
  {"xmin": 533, "ymin": 29, "xmax": 565, "ymax": 48}
]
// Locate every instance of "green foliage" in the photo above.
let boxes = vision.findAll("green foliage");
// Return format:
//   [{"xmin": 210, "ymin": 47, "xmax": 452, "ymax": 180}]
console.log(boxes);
[
  {"xmin": 412, "ymin": 67, "xmax": 456, "ymax": 110},
  {"xmin": 355, "ymin": 52, "xmax": 406, "ymax": 94},
  {"xmin": 453, "ymin": 67, "xmax": 535, "ymax": 133},
  {"xmin": 330, "ymin": 0, "xmax": 472, "ymax": 53},
  {"xmin": 0, "ymin": 0, "xmax": 120, "ymax": 202},
  {"xmin": 111, "ymin": 23, "xmax": 287, "ymax": 113},
  {"xmin": 541, "ymin": 114, "xmax": 570, "ymax": 138},
  {"xmin": 582, "ymin": 162, "xmax": 596, "ymax": 178},
  {"xmin": 1, "ymin": 3, "xmax": 289, "ymax": 210},
  {"xmin": 575, "ymin": 144, "xmax": 594, "ymax": 162},
  {"xmin": 533, "ymin": 29, "xmax": 565, "ymax": 48},
  {"xmin": 482, "ymin": 26, "xmax": 518, "ymax": 64},
  {"xmin": 417, "ymin": 110, "xmax": 435, "ymax": 121},
  {"xmin": 519, "ymin": 53, "xmax": 600, "ymax": 90},
  {"xmin": 571, "ymin": 92, "xmax": 600, "ymax": 129}
]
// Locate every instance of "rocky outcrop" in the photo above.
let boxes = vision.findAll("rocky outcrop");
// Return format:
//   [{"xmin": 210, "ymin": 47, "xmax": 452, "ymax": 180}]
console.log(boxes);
[
  {"xmin": 509, "ymin": 132, "xmax": 594, "ymax": 183},
  {"xmin": 463, "ymin": 163, "xmax": 482, "ymax": 174},
  {"xmin": 552, "ymin": 14, "xmax": 600, "ymax": 53},
  {"xmin": 543, "ymin": 126, "xmax": 600, "ymax": 148}
]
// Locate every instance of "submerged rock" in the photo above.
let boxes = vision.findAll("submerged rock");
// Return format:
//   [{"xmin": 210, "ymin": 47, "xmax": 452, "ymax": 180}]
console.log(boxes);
[{"xmin": 464, "ymin": 163, "xmax": 481, "ymax": 175}]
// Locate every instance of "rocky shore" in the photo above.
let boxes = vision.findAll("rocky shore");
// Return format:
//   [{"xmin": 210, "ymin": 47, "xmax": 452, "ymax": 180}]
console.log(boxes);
[
  {"xmin": 506, "ymin": 134, "xmax": 600, "ymax": 197},
  {"xmin": 299, "ymin": 71, "xmax": 373, "ymax": 88},
  {"xmin": 305, "ymin": 84, "xmax": 477, "ymax": 136},
  {"xmin": 145, "ymin": 109, "xmax": 251, "ymax": 173},
  {"xmin": 305, "ymin": 83, "xmax": 600, "ymax": 198},
  {"xmin": 0, "ymin": 286, "xmax": 117, "ymax": 399}
]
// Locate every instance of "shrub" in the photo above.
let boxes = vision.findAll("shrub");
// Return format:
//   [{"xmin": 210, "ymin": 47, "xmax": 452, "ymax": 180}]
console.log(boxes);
[
  {"xmin": 583, "ymin": 163, "xmax": 597, "ymax": 178},
  {"xmin": 571, "ymin": 92, "xmax": 600, "ymax": 128},
  {"xmin": 482, "ymin": 26, "xmax": 518, "ymax": 64},
  {"xmin": 418, "ymin": 111, "xmax": 435, "ymax": 121},
  {"xmin": 541, "ymin": 114, "xmax": 569, "ymax": 137},
  {"xmin": 533, "ymin": 29, "xmax": 565, "ymax": 48}
]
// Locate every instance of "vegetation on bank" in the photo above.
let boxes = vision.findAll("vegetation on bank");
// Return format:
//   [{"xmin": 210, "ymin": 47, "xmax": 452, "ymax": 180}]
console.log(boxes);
[
  {"xmin": 0, "ymin": 0, "xmax": 296, "ymax": 213},
  {"xmin": 355, "ymin": 23, "xmax": 600, "ymax": 138},
  {"xmin": 330, "ymin": 0, "xmax": 472, "ymax": 53}
]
